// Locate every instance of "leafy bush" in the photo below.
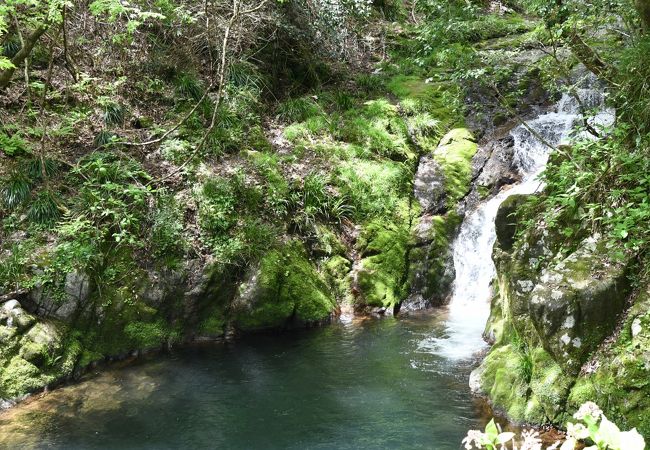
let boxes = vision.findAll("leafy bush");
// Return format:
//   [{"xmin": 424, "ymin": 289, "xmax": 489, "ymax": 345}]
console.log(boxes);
[
  {"xmin": 150, "ymin": 194, "xmax": 185, "ymax": 259},
  {"xmin": 0, "ymin": 130, "xmax": 29, "ymax": 156},
  {"xmin": 197, "ymin": 177, "xmax": 237, "ymax": 235}
]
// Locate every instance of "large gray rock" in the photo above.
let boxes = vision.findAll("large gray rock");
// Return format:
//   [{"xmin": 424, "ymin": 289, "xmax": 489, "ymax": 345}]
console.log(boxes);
[
  {"xmin": 526, "ymin": 236, "xmax": 630, "ymax": 374},
  {"xmin": 494, "ymin": 194, "xmax": 528, "ymax": 252},
  {"xmin": 28, "ymin": 270, "xmax": 91, "ymax": 321}
]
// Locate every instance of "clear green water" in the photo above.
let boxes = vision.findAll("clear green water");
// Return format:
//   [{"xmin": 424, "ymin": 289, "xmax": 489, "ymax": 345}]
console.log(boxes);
[{"xmin": 0, "ymin": 314, "xmax": 488, "ymax": 449}]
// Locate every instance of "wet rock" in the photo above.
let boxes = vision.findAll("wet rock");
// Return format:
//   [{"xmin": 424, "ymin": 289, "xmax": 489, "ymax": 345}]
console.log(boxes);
[{"xmin": 494, "ymin": 194, "xmax": 528, "ymax": 252}]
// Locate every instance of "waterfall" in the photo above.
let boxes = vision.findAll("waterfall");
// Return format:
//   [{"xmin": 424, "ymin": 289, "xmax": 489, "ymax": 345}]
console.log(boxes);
[{"xmin": 420, "ymin": 86, "xmax": 614, "ymax": 361}]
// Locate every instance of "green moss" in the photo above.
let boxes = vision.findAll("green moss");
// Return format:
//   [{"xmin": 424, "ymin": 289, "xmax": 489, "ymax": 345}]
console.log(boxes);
[
  {"xmin": 529, "ymin": 348, "xmax": 572, "ymax": 422},
  {"xmin": 234, "ymin": 241, "xmax": 336, "ymax": 331},
  {"xmin": 479, "ymin": 345, "xmax": 533, "ymax": 420},
  {"xmin": 323, "ymin": 255, "xmax": 352, "ymax": 301},
  {"xmin": 123, "ymin": 320, "xmax": 169, "ymax": 350},
  {"xmin": 313, "ymin": 224, "xmax": 346, "ymax": 256},
  {"xmin": 432, "ymin": 128, "xmax": 478, "ymax": 206},
  {"xmin": 356, "ymin": 221, "xmax": 411, "ymax": 308},
  {"xmin": 198, "ymin": 309, "xmax": 226, "ymax": 337},
  {"xmin": 0, "ymin": 356, "xmax": 50, "ymax": 399},
  {"xmin": 387, "ymin": 75, "xmax": 464, "ymax": 131}
]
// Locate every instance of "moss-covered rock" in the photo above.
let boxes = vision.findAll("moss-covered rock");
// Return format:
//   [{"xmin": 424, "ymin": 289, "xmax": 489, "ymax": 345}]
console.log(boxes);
[
  {"xmin": 232, "ymin": 241, "xmax": 337, "ymax": 331},
  {"xmin": 476, "ymin": 225, "xmax": 637, "ymax": 432},
  {"xmin": 432, "ymin": 128, "xmax": 478, "ymax": 207},
  {"xmin": 566, "ymin": 284, "xmax": 650, "ymax": 436},
  {"xmin": 355, "ymin": 221, "xmax": 411, "ymax": 309},
  {"xmin": 407, "ymin": 212, "xmax": 461, "ymax": 307}
]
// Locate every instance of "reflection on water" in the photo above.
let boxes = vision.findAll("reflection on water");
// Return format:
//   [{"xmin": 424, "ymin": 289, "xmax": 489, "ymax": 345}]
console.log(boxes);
[{"xmin": 0, "ymin": 314, "xmax": 487, "ymax": 450}]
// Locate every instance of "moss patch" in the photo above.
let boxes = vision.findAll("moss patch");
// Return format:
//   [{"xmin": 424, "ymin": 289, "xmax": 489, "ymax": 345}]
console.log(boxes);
[
  {"xmin": 432, "ymin": 128, "xmax": 478, "ymax": 207},
  {"xmin": 356, "ymin": 221, "xmax": 411, "ymax": 308},
  {"xmin": 234, "ymin": 241, "xmax": 336, "ymax": 331}
]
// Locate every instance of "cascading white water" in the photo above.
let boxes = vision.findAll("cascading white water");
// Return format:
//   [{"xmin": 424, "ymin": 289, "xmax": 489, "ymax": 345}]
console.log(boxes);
[{"xmin": 420, "ymin": 87, "xmax": 614, "ymax": 360}]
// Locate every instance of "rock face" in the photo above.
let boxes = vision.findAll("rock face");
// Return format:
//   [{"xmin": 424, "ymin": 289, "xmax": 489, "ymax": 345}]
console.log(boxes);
[
  {"xmin": 405, "ymin": 128, "xmax": 478, "ymax": 309},
  {"xmin": 472, "ymin": 198, "xmax": 645, "ymax": 432},
  {"xmin": 413, "ymin": 156, "xmax": 446, "ymax": 214},
  {"xmin": 27, "ymin": 271, "xmax": 91, "ymax": 321}
]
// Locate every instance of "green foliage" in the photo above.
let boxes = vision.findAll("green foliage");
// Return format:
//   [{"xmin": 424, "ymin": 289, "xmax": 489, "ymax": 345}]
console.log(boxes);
[
  {"xmin": 174, "ymin": 73, "xmax": 203, "ymax": 100},
  {"xmin": 277, "ymin": 96, "xmax": 322, "ymax": 122},
  {"xmin": 615, "ymin": 36, "xmax": 650, "ymax": 134},
  {"xmin": 102, "ymin": 101, "xmax": 126, "ymax": 126},
  {"xmin": 72, "ymin": 152, "xmax": 152, "ymax": 247},
  {"xmin": 27, "ymin": 190, "xmax": 61, "ymax": 225},
  {"xmin": 24, "ymin": 157, "xmax": 59, "ymax": 180},
  {"xmin": 527, "ymin": 127, "xmax": 650, "ymax": 267},
  {"xmin": 355, "ymin": 74, "xmax": 385, "ymax": 94},
  {"xmin": 94, "ymin": 130, "xmax": 119, "ymax": 147},
  {"xmin": 0, "ymin": 130, "xmax": 29, "ymax": 156},
  {"xmin": 1, "ymin": 172, "xmax": 31, "ymax": 208},
  {"xmin": 198, "ymin": 177, "xmax": 237, "ymax": 235},
  {"xmin": 334, "ymin": 159, "xmax": 411, "ymax": 221},
  {"xmin": 288, "ymin": 172, "xmax": 354, "ymax": 233},
  {"xmin": 150, "ymin": 194, "xmax": 185, "ymax": 260}
]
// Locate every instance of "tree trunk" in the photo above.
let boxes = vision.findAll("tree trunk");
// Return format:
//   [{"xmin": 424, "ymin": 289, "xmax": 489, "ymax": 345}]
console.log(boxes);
[
  {"xmin": 0, "ymin": 25, "xmax": 48, "ymax": 89},
  {"xmin": 636, "ymin": 0, "xmax": 650, "ymax": 31}
]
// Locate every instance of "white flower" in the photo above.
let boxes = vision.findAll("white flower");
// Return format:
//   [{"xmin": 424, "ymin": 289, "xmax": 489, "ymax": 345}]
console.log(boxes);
[
  {"xmin": 462, "ymin": 430, "xmax": 484, "ymax": 449},
  {"xmin": 573, "ymin": 401, "xmax": 603, "ymax": 421},
  {"xmin": 559, "ymin": 437, "xmax": 577, "ymax": 450},
  {"xmin": 519, "ymin": 429, "xmax": 542, "ymax": 450},
  {"xmin": 566, "ymin": 422, "xmax": 589, "ymax": 440},
  {"xmin": 619, "ymin": 428, "xmax": 646, "ymax": 450}
]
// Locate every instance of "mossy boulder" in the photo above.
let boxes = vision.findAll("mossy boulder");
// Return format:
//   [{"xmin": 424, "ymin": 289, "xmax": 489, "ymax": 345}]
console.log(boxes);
[
  {"xmin": 432, "ymin": 128, "xmax": 478, "ymax": 207},
  {"xmin": 406, "ymin": 212, "xmax": 461, "ymax": 308},
  {"xmin": 476, "ymin": 232, "xmax": 633, "ymax": 428},
  {"xmin": 566, "ymin": 283, "xmax": 650, "ymax": 436},
  {"xmin": 232, "ymin": 241, "xmax": 337, "ymax": 331},
  {"xmin": 355, "ymin": 221, "xmax": 411, "ymax": 309},
  {"xmin": 527, "ymin": 237, "xmax": 630, "ymax": 374}
]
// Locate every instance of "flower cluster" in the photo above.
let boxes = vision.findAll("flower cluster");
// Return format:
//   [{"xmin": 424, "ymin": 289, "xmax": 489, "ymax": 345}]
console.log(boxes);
[{"xmin": 462, "ymin": 402, "xmax": 646, "ymax": 450}]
